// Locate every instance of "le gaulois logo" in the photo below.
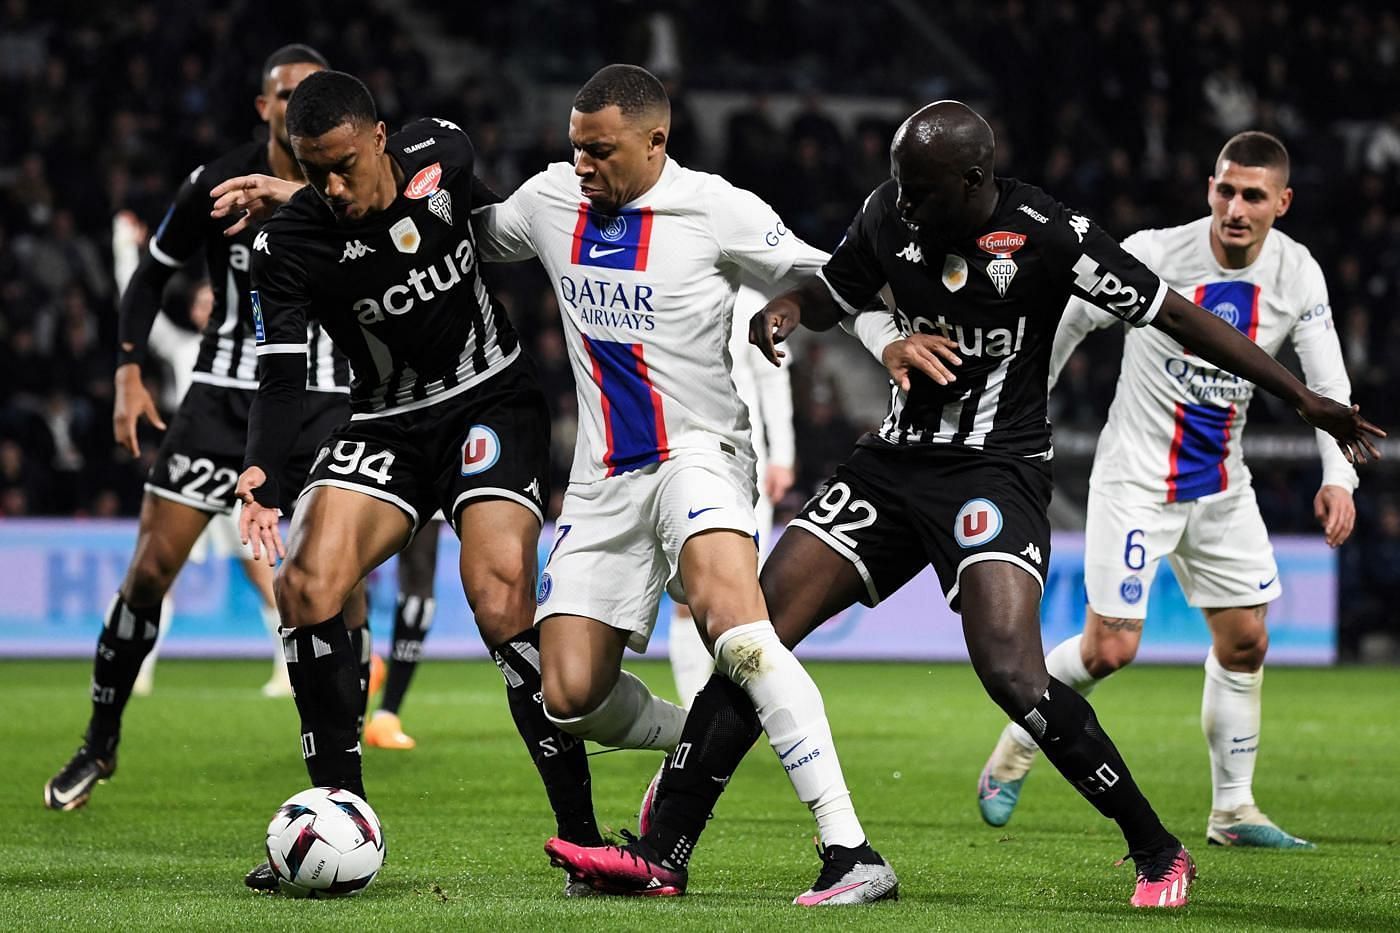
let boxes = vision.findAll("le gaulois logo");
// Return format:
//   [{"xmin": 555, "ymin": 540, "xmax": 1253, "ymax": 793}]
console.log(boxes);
[
  {"xmin": 406, "ymin": 162, "xmax": 443, "ymax": 200},
  {"xmin": 976, "ymin": 231, "xmax": 1026, "ymax": 255}
]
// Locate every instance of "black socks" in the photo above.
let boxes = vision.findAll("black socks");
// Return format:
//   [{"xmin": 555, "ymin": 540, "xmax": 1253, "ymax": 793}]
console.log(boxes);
[
  {"xmin": 285, "ymin": 613, "xmax": 365, "ymax": 799},
  {"xmin": 85, "ymin": 596, "xmax": 161, "ymax": 757}
]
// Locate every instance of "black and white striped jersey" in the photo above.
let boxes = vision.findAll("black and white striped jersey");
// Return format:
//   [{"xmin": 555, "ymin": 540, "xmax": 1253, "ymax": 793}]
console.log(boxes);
[
  {"xmin": 143, "ymin": 140, "xmax": 349, "ymax": 393},
  {"xmin": 820, "ymin": 178, "xmax": 1165, "ymax": 458},
  {"xmin": 250, "ymin": 118, "xmax": 518, "ymax": 421}
]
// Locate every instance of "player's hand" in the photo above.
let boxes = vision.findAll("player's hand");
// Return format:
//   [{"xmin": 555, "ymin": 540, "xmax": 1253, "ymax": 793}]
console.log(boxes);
[
  {"xmin": 1314, "ymin": 484, "xmax": 1356, "ymax": 548},
  {"xmin": 764, "ymin": 463, "xmax": 795, "ymax": 502},
  {"xmin": 1298, "ymin": 395, "xmax": 1385, "ymax": 464},
  {"xmin": 881, "ymin": 334, "xmax": 962, "ymax": 391},
  {"xmin": 749, "ymin": 296, "xmax": 802, "ymax": 366},
  {"xmin": 236, "ymin": 467, "xmax": 285, "ymax": 565},
  {"xmin": 210, "ymin": 174, "xmax": 303, "ymax": 237},
  {"xmin": 113, "ymin": 363, "xmax": 166, "ymax": 456}
]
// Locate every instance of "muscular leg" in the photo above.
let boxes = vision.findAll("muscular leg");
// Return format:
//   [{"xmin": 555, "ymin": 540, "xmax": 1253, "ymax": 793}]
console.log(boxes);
[
  {"xmin": 1201, "ymin": 604, "xmax": 1268, "ymax": 813},
  {"xmin": 997, "ymin": 606, "xmax": 1145, "ymax": 763},
  {"xmin": 961, "ymin": 561, "xmax": 1176, "ymax": 856},
  {"xmin": 645, "ymin": 527, "xmax": 871, "ymax": 865},
  {"xmin": 461, "ymin": 500, "xmax": 605, "ymax": 846},
  {"xmin": 378, "ymin": 519, "xmax": 441, "ymax": 717},
  {"xmin": 276, "ymin": 487, "xmax": 411, "ymax": 798}
]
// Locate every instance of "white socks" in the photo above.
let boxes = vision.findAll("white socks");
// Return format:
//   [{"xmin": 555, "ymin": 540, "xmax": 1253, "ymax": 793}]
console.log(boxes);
[
  {"xmin": 668, "ymin": 607, "xmax": 715, "ymax": 708},
  {"xmin": 1005, "ymin": 634, "xmax": 1101, "ymax": 751},
  {"xmin": 714, "ymin": 620, "xmax": 865, "ymax": 849},
  {"xmin": 1202, "ymin": 650, "xmax": 1262, "ymax": 812},
  {"xmin": 546, "ymin": 670, "xmax": 686, "ymax": 751}
]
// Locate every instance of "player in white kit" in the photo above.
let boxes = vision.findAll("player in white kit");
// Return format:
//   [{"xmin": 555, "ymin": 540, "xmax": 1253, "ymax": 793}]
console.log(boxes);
[
  {"xmin": 977, "ymin": 132, "xmax": 1354, "ymax": 849},
  {"xmin": 472, "ymin": 65, "xmax": 895, "ymax": 902},
  {"xmin": 667, "ymin": 283, "xmax": 796, "ymax": 705}
]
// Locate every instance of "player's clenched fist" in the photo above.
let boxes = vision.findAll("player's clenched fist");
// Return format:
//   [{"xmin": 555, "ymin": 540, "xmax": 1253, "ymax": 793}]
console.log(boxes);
[
  {"xmin": 236, "ymin": 466, "xmax": 285, "ymax": 565},
  {"xmin": 749, "ymin": 295, "xmax": 802, "ymax": 365}
]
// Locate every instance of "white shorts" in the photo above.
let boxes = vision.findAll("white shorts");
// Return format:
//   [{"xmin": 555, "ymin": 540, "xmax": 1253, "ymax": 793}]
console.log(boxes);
[
  {"xmin": 535, "ymin": 450, "xmax": 758, "ymax": 652},
  {"xmin": 1084, "ymin": 482, "xmax": 1281, "ymax": 618}
]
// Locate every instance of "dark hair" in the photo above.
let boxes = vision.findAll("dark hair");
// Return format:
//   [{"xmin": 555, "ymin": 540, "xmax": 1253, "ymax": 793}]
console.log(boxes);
[
  {"xmin": 261, "ymin": 43, "xmax": 328, "ymax": 83},
  {"xmin": 573, "ymin": 64, "xmax": 669, "ymax": 121},
  {"xmin": 1217, "ymin": 131, "xmax": 1290, "ymax": 184},
  {"xmin": 285, "ymin": 70, "xmax": 377, "ymax": 139}
]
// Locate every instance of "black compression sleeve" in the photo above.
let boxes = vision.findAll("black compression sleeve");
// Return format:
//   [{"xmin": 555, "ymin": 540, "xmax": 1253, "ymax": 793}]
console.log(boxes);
[
  {"xmin": 116, "ymin": 251, "xmax": 179, "ymax": 368},
  {"xmin": 243, "ymin": 352, "xmax": 306, "ymax": 509}
]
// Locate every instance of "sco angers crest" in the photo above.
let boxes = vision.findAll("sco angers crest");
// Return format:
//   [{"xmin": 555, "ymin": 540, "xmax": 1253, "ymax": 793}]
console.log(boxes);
[
  {"xmin": 461, "ymin": 424, "xmax": 501, "ymax": 476},
  {"xmin": 954, "ymin": 497, "xmax": 1002, "ymax": 548}
]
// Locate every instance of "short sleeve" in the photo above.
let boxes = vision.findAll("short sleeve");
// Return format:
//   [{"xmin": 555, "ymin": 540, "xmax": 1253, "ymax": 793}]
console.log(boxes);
[
  {"xmin": 711, "ymin": 180, "xmax": 824, "ymax": 286},
  {"xmin": 249, "ymin": 228, "xmax": 311, "ymax": 356},
  {"xmin": 1049, "ymin": 208, "xmax": 1166, "ymax": 327},
  {"xmin": 147, "ymin": 165, "xmax": 209, "ymax": 268},
  {"xmin": 472, "ymin": 171, "xmax": 547, "ymax": 262},
  {"xmin": 817, "ymin": 185, "xmax": 889, "ymax": 315}
]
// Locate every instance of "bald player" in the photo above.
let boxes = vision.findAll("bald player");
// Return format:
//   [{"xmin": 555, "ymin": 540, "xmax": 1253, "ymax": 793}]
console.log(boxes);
[{"xmin": 569, "ymin": 101, "xmax": 1382, "ymax": 908}]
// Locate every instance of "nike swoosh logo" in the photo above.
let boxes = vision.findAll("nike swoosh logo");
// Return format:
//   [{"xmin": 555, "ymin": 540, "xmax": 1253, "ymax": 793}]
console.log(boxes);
[
  {"xmin": 1231, "ymin": 734, "xmax": 1258, "ymax": 743},
  {"xmin": 688, "ymin": 506, "xmax": 720, "ymax": 519},
  {"xmin": 47, "ymin": 782, "xmax": 85, "ymax": 806},
  {"xmin": 589, "ymin": 245, "xmax": 624, "ymax": 258},
  {"xmin": 1258, "ymin": 576, "xmax": 1278, "ymax": 589},
  {"xmin": 778, "ymin": 738, "xmax": 806, "ymax": 760}
]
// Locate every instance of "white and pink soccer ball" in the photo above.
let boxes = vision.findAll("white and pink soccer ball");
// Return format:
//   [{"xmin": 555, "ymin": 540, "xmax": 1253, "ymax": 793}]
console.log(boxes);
[{"xmin": 265, "ymin": 787, "xmax": 385, "ymax": 898}]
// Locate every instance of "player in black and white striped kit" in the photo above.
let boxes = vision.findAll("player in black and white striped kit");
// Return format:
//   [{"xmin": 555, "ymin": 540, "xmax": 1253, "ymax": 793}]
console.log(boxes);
[
  {"xmin": 233, "ymin": 71, "xmax": 600, "ymax": 894},
  {"xmin": 42, "ymin": 45, "xmax": 365, "ymax": 814},
  {"xmin": 623, "ymin": 101, "xmax": 1382, "ymax": 909}
]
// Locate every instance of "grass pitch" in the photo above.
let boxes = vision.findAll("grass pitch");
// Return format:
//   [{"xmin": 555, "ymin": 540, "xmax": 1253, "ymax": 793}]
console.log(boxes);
[{"xmin": 2, "ymin": 659, "xmax": 1397, "ymax": 931}]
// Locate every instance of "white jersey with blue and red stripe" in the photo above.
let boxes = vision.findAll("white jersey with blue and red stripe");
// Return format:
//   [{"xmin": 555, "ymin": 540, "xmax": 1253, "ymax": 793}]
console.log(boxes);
[
  {"xmin": 473, "ymin": 158, "xmax": 825, "ymax": 484},
  {"xmin": 1051, "ymin": 216, "xmax": 1356, "ymax": 502}
]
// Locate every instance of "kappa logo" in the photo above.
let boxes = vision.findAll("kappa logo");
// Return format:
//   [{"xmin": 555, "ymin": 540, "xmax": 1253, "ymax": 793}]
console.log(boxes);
[
  {"xmin": 954, "ymin": 498, "xmax": 1003, "ymax": 548},
  {"xmin": 897, "ymin": 242, "xmax": 924, "ymax": 264},
  {"xmin": 1020, "ymin": 542, "xmax": 1042, "ymax": 565},
  {"xmin": 1069, "ymin": 214, "xmax": 1090, "ymax": 243},
  {"xmin": 405, "ymin": 162, "xmax": 443, "ymax": 200},
  {"xmin": 432, "ymin": 117, "xmax": 462, "ymax": 132},
  {"xmin": 460, "ymin": 424, "xmax": 501, "ymax": 476},
  {"xmin": 525, "ymin": 477, "xmax": 541, "ymax": 502},
  {"xmin": 168, "ymin": 453, "xmax": 191, "ymax": 483},
  {"xmin": 253, "ymin": 231, "xmax": 270, "ymax": 254},
  {"xmin": 339, "ymin": 240, "xmax": 375, "ymax": 263}
]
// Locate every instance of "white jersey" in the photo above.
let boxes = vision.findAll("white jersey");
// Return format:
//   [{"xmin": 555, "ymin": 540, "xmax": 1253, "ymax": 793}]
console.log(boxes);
[
  {"xmin": 1052, "ymin": 216, "xmax": 1356, "ymax": 502},
  {"xmin": 475, "ymin": 158, "xmax": 824, "ymax": 483}
]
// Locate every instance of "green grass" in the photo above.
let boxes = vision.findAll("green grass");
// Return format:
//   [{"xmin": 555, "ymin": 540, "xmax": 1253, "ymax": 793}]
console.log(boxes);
[{"xmin": 2, "ymin": 660, "xmax": 1397, "ymax": 931}]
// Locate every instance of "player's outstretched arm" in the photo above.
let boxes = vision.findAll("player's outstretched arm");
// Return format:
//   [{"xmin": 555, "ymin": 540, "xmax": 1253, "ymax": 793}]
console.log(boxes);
[
  {"xmin": 749, "ymin": 278, "xmax": 844, "ymax": 364},
  {"xmin": 1152, "ymin": 289, "xmax": 1385, "ymax": 462},
  {"xmin": 209, "ymin": 174, "xmax": 304, "ymax": 237}
]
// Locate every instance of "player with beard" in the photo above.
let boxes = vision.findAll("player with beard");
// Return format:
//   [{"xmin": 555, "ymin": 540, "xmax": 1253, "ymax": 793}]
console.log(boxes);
[
  {"xmin": 566, "ymin": 101, "xmax": 1383, "ymax": 908},
  {"xmin": 233, "ymin": 70, "xmax": 601, "ymax": 894},
  {"xmin": 42, "ymin": 44, "xmax": 369, "ymax": 813},
  {"xmin": 976, "ymin": 131, "xmax": 1351, "ymax": 850}
]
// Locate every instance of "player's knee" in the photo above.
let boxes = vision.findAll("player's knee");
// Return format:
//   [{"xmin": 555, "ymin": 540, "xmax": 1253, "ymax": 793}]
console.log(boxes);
[
  {"xmin": 124, "ymin": 546, "xmax": 182, "ymax": 605},
  {"xmin": 978, "ymin": 664, "xmax": 1045, "ymax": 719},
  {"xmin": 274, "ymin": 560, "xmax": 350, "ymax": 628},
  {"xmin": 1084, "ymin": 631, "xmax": 1139, "ymax": 678},
  {"xmin": 464, "ymin": 569, "xmax": 532, "ymax": 644},
  {"xmin": 1217, "ymin": 618, "xmax": 1268, "ymax": 670},
  {"xmin": 541, "ymin": 667, "xmax": 611, "ymax": 725}
]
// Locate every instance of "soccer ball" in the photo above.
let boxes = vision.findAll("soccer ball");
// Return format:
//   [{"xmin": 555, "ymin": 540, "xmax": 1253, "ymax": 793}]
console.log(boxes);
[{"xmin": 265, "ymin": 787, "xmax": 385, "ymax": 898}]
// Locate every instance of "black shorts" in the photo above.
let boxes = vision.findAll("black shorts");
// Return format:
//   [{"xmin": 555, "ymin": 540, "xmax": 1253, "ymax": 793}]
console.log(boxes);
[
  {"xmin": 299, "ymin": 360, "xmax": 551, "ymax": 534},
  {"xmin": 147, "ymin": 381, "xmax": 347, "ymax": 514},
  {"xmin": 789, "ymin": 440, "xmax": 1052, "ymax": 612}
]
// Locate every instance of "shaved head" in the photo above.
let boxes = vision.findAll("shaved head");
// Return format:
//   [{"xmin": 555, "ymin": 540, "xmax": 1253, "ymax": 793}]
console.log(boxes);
[
  {"xmin": 892, "ymin": 101, "xmax": 995, "ymax": 175},
  {"xmin": 890, "ymin": 101, "xmax": 999, "ymax": 247}
]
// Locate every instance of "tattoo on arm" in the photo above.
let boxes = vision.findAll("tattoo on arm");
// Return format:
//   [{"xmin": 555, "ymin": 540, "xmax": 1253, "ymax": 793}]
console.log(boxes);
[{"xmin": 1100, "ymin": 617, "xmax": 1143, "ymax": 633}]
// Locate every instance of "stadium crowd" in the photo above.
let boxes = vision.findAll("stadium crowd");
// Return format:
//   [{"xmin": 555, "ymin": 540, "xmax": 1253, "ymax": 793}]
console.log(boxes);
[{"xmin": 1, "ymin": 0, "xmax": 1396, "ymax": 655}]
